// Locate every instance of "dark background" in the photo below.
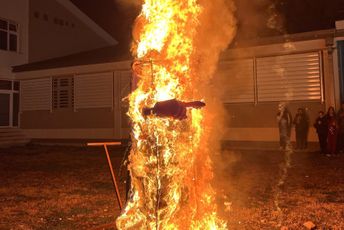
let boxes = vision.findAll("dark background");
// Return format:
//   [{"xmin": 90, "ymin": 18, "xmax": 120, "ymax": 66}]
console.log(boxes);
[{"xmin": 71, "ymin": 0, "xmax": 344, "ymax": 45}]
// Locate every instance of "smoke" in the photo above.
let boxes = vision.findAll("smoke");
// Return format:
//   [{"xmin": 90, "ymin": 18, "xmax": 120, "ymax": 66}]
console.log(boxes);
[
  {"xmin": 190, "ymin": 0, "xmax": 237, "ymax": 220},
  {"xmin": 192, "ymin": 0, "xmax": 237, "ymax": 149},
  {"xmin": 233, "ymin": 0, "xmax": 285, "ymax": 40},
  {"xmin": 267, "ymin": 2, "xmax": 284, "ymax": 32},
  {"xmin": 192, "ymin": 0, "xmax": 288, "ymax": 223},
  {"xmin": 203, "ymin": 0, "xmax": 294, "ymax": 226},
  {"xmin": 189, "ymin": 0, "xmax": 237, "ymax": 166},
  {"xmin": 194, "ymin": 0, "xmax": 237, "ymax": 78}
]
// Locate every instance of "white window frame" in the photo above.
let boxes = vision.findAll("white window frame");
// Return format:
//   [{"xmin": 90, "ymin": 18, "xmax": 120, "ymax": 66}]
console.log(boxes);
[
  {"xmin": 0, "ymin": 17, "xmax": 19, "ymax": 52},
  {"xmin": 52, "ymin": 76, "xmax": 75, "ymax": 110},
  {"xmin": 0, "ymin": 80, "xmax": 20, "ymax": 128}
]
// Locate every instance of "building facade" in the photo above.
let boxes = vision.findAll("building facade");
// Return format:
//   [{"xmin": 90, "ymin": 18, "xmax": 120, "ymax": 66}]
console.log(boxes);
[
  {"xmin": 0, "ymin": 0, "xmax": 29, "ymax": 128},
  {"xmin": 28, "ymin": 0, "xmax": 117, "ymax": 63},
  {"xmin": 13, "ymin": 46, "xmax": 132, "ymax": 141},
  {"xmin": 8, "ymin": 14, "xmax": 344, "ymax": 146},
  {"xmin": 0, "ymin": 0, "xmax": 116, "ymax": 130},
  {"xmin": 218, "ymin": 26, "xmax": 344, "ymax": 147}
]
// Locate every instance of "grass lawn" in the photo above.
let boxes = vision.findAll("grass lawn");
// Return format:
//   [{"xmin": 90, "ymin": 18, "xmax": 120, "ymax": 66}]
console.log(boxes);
[
  {"xmin": 0, "ymin": 145, "xmax": 343, "ymax": 229},
  {"xmin": 0, "ymin": 145, "xmax": 126, "ymax": 230}
]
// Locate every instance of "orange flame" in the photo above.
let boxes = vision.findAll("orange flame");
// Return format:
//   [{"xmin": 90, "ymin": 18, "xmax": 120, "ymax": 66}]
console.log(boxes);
[{"xmin": 116, "ymin": 0, "xmax": 228, "ymax": 229}]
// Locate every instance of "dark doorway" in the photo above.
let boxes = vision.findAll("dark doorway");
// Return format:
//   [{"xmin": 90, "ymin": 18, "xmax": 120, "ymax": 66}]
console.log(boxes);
[
  {"xmin": 0, "ymin": 93, "xmax": 10, "ymax": 126},
  {"xmin": 13, "ymin": 93, "xmax": 19, "ymax": 127}
]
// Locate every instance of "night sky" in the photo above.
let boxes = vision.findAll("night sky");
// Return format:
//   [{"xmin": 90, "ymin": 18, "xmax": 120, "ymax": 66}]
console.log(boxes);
[
  {"xmin": 278, "ymin": 0, "xmax": 344, "ymax": 33},
  {"xmin": 72, "ymin": 0, "xmax": 139, "ymax": 46},
  {"xmin": 72, "ymin": 0, "xmax": 344, "ymax": 45}
]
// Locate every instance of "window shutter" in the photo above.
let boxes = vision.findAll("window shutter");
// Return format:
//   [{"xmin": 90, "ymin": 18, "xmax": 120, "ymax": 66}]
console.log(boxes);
[
  {"xmin": 257, "ymin": 52, "xmax": 322, "ymax": 102},
  {"xmin": 21, "ymin": 78, "xmax": 51, "ymax": 111},
  {"xmin": 52, "ymin": 77, "xmax": 74, "ymax": 109},
  {"xmin": 74, "ymin": 72, "xmax": 113, "ymax": 109},
  {"xmin": 52, "ymin": 79, "xmax": 58, "ymax": 109},
  {"xmin": 218, "ymin": 59, "xmax": 254, "ymax": 103}
]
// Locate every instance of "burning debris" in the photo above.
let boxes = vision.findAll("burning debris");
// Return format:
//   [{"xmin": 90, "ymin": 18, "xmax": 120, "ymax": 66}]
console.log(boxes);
[{"xmin": 116, "ymin": 0, "xmax": 236, "ymax": 229}]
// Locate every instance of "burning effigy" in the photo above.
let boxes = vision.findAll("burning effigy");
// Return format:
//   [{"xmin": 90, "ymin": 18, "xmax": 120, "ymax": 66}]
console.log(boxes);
[{"xmin": 116, "ymin": 0, "xmax": 236, "ymax": 229}]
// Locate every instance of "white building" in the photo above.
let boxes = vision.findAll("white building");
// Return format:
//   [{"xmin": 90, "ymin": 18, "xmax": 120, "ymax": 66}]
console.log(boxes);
[
  {"xmin": 13, "ymin": 46, "xmax": 132, "ymax": 141},
  {"xmin": 0, "ymin": 0, "xmax": 116, "ymax": 130},
  {"xmin": 218, "ymin": 23, "xmax": 344, "ymax": 149},
  {"xmin": 3, "ymin": 1, "xmax": 344, "ymax": 149},
  {"xmin": 13, "ymin": 25, "xmax": 344, "ymax": 148}
]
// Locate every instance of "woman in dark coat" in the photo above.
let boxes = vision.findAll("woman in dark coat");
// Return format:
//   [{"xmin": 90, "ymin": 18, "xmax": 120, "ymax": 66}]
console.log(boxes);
[
  {"xmin": 326, "ymin": 106, "xmax": 338, "ymax": 156},
  {"xmin": 314, "ymin": 111, "xmax": 327, "ymax": 154}
]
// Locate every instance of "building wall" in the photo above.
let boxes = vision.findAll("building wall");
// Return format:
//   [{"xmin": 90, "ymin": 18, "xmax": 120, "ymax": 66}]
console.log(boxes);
[
  {"xmin": 223, "ymin": 102, "xmax": 324, "ymax": 142},
  {"xmin": 21, "ymin": 108, "xmax": 114, "ymax": 129},
  {"xmin": 217, "ymin": 38, "xmax": 333, "ymax": 143},
  {"xmin": 0, "ymin": 0, "xmax": 29, "ymax": 79},
  {"xmin": 15, "ymin": 33, "xmax": 342, "ymax": 145},
  {"xmin": 18, "ymin": 62, "xmax": 131, "ymax": 139},
  {"xmin": 28, "ymin": 0, "xmax": 112, "ymax": 62}
]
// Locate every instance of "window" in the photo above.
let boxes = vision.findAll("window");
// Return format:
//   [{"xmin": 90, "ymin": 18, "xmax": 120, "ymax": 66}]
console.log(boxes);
[
  {"xmin": 221, "ymin": 52, "xmax": 323, "ymax": 103},
  {"xmin": 0, "ymin": 80, "xmax": 20, "ymax": 127},
  {"xmin": 218, "ymin": 59, "xmax": 255, "ymax": 103},
  {"xmin": 21, "ymin": 79, "xmax": 51, "ymax": 111},
  {"xmin": 0, "ymin": 80, "xmax": 19, "ymax": 90},
  {"xmin": 74, "ymin": 72, "xmax": 113, "ymax": 109},
  {"xmin": 0, "ymin": 80, "xmax": 12, "ymax": 90},
  {"xmin": 0, "ymin": 18, "xmax": 18, "ymax": 52},
  {"xmin": 256, "ymin": 52, "xmax": 322, "ymax": 102},
  {"xmin": 52, "ymin": 77, "xmax": 74, "ymax": 109}
]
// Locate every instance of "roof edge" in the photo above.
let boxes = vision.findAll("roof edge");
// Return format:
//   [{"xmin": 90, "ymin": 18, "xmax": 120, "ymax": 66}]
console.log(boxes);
[
  {"xmin": 232, "ymin": 29, "xmax": 344, "ymax": 49},
  {"xmin": 14, "ymin": 61, "xmax": 132, "ymax": 80},
  {"xmin": 56, "ymin": 0, "xmax": 117, "ymax": 46}
]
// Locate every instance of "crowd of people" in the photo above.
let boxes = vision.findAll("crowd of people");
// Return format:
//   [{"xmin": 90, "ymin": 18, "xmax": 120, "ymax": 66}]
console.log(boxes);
[
  {"xmin": 277, "ymin": 102, "xmax": 344, "ymax": 156},
  {"xmin": 314, "ymin": 104, "xmax": 344, "ymax": 156}
]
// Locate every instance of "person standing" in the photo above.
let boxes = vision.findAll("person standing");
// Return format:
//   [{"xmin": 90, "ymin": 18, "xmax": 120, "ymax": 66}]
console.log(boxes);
[
  {"xmin": 336, "ymin": 102, "xmax": 344, "ymax": 153},
  {"xmin": 293, "ymin": 108, "xmax": 309, "ymax": 150},
  {"xmin": 326, "ymin": 106, "xmax": 338, "ymax": 156},
  {"xmin": 314, "ymin": 111, "xmax": 327, "ymax": 154},
  {"xmin": 277, "ymin": 103, "xmax": 292, "ymax": 150}
]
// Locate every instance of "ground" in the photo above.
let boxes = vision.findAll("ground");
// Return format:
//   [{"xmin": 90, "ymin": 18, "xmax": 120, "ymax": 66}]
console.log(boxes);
[{"xmin": 0, "ymin": 145, "xmax": 343, "ymax": 230}]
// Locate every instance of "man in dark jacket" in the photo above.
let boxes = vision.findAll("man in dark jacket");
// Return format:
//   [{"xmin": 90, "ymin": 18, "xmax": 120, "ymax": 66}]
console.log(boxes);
[
  {"xmin": 293, "ymin": 108, "xmax": 309, "ymax": 150},
  {"xmin": 314, "ymin": 111, "xmax": 327, "ymax": 154}
]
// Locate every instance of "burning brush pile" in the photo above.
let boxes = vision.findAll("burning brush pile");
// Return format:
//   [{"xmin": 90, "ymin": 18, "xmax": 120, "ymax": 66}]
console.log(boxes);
[{"xmin": 116, "ymin": 0, "xmax": 236, "ymax": 229}]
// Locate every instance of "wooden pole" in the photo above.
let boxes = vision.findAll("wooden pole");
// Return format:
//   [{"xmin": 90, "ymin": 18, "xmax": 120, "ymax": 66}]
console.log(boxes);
[
  {"xmin": 87, "ymin": 142, "xmax": 123, "ymax": 210},
  {"xmin": 103, "ymin": 144, "xmax": 123, "ymax": 210}
]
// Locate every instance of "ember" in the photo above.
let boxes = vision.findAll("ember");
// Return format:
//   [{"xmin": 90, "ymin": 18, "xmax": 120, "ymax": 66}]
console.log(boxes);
[{"xmin": 116, "ymin": 0, "xmax": 236, "ymax": 229}]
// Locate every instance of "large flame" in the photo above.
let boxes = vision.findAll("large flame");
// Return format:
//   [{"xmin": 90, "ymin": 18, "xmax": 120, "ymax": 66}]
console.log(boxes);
[{"xmin": 116, "ymin": 0, "xmax": 236, "ymax": 229}]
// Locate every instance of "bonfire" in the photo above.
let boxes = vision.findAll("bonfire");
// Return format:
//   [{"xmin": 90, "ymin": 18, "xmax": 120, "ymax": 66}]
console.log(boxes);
[{"xmin": 116, "ymin": 0, "xmax": 236, "ymax": 229}]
